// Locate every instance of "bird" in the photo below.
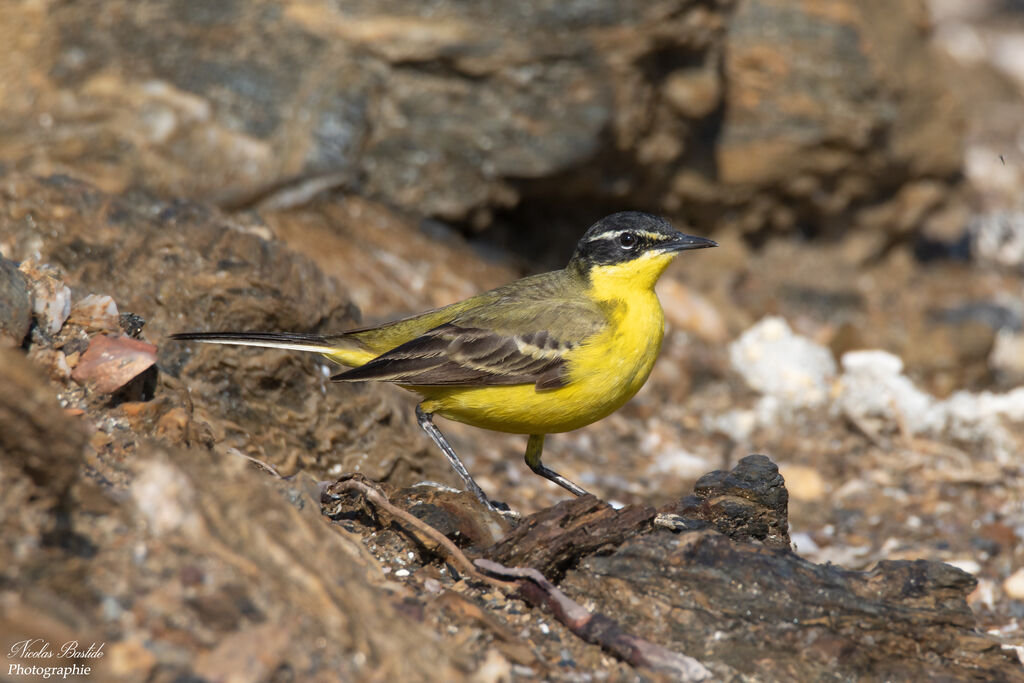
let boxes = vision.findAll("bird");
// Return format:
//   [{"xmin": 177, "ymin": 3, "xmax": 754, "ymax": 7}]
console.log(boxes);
[{"xmin": 170, "ymin": 212, "xmax": 716, "ymax": 512}]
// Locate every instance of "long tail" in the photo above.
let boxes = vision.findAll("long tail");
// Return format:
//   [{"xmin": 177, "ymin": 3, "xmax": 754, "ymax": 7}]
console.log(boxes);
[{"xmin": 169, "ymin": 331, "xmax": 375, "ymax": 367}]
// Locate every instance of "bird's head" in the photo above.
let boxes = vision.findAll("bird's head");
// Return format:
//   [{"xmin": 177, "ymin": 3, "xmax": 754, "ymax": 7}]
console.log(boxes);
[{"xmin": 568, "ymin": 212, "xmax": 717, "ymax": 294}]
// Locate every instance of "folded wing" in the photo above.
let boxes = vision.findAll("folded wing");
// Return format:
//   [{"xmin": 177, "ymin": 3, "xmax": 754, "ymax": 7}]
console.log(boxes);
[{"xmin": 332, "ymin": 295, "xmax": 607, "ymax": 390}]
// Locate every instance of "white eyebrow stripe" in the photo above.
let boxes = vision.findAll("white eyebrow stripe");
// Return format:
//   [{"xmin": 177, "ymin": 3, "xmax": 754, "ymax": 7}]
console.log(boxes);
[{"xmin": 584, "ymin": 229, "xmax": 673, "ymax": 243}]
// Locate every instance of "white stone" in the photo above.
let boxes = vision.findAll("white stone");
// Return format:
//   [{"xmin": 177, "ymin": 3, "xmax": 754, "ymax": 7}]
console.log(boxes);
[
  {"xmin": 728, "ymin": 316, "xmax": 837, "ymax": 408},
  {"xmin": 834, "ymin": 350, "xmax": 943, "ymax": 435},
  {"xmin": 1001, "ymin": 568, "xmax": 1024, "ymax": 600}
]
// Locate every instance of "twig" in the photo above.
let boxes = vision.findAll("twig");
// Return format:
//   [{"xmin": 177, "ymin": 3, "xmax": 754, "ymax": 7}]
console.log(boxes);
[
  {"xmin": 325, "ymin": 477, "xmax": 507, "ymax": 589},
  {"xmin": 225, "ymin": 447, "xmax": 283, "ymax": 478},
  {"xmin": 475, "ymin": 558, "xmax": 712, "ymax": 681}
]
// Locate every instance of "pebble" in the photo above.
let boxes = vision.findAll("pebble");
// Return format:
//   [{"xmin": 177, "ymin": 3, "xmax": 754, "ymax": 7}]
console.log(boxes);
[
  {"xmin": 103, "ymin": 638, "xmax": 157, "ymax": 680},
  {"xmin": 989, "ymin": 329, "xmax": 1024, "ymax": 382},
  {"xmin": 68, "ymin": 293, "xmax": 120, "ymax": 332},
  {"xmin": 130, "ymin": 460, "xmax": 199, "ymax": 536},
  {"xmin": 971, "ymin": 210, "xmax": 1024, "ymax": 268},
  {"xmin": 71, "ymin": 334, "xmax": 158, "ymax": 393},
  {"xmin": 1001, "ymin": 568, "xmax": 1024, "ymax": 600},
  {"xmin": 27, "ymin": 347, "xmax": 72, "ymax": 381},
  {"xmin": 779, "ymin": 464, "xmax": 827, "ymax": 502},
  {"xmin": 19, "ymin": 261, "xmax": 71, "ymax": 335},
  {"xmin": 0, "ymin": 257, "xmax": 32, "ymax": 347},
  {"xmin": 968, "ymin": 578, "xmax": 998, "ymax": 612},
  {"xmin": 663, "ymin": 67, "xmax": 721, "ymax": 119},
  {"xmin": 789, "ymin": 532, "xmax": 820, "ymax": 555},
  {"xmin": 472, "ymin": 649, "xmax": 512, "ymax": 683},
  {"xmin": 834, "ymin": 350, "xmax": 942, "ymax": 435},
  {"xmin": 728, "ymin": 316, "xmax": 837, "ymax": 408}
]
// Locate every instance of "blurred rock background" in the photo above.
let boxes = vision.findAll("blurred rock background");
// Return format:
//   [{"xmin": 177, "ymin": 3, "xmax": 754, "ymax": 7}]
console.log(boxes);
[{"xmin": 1, "ymin": 0, "xmax": 1023, "ymax": 679}]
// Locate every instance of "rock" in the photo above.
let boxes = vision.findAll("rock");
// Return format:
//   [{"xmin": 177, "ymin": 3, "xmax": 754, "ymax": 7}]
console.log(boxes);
[
  {"xmin": 19, "ymin": 261, "xmax": 72, "ymax": 336},
  {"xmin": 778, "ymin": 464, "xmax": 827, "ymax": 503},
  {"xmin": 0, "ymin": 173, "xmax": 430, "ymax": 487},
  {"xmin": 663, "ymin": 67, "xmax": 721, "ymax": 119},
  {"xmin": 971, "ymin": 210, "xmax": 1024, "ymax": 269},
  {"xmin": 831, "ymin": 347, "xmax": 1024, "ymax": 461},
  {"xmin": 102, "ymin": 639, "xmax": 157, "ymax": 681},
  {"xmin": 348, "ymin": 451, "xmax": 1023, "ymax": 680},
  {"xmin": 941, "ymin": 387, "xmax": 1024, "ymax": 462},
  {"xmin": 193, "ymin": 623, "xmax": 292, "ymax": 683},
  {"xmin": 0, "ymin": 0, "xmax": 964, "ymax": 236},
  {"xmin": 684, "ymin": 453, "xmax": 790, "ymax": 549},
  {"xmin": 71, "ymin": 334, "xmax": 157, "ymax": 394},
  {"xmin": 728, "ymin": 316, "xmax": 837, "ymax": 408},
  {"xmin": 716, "ymin": 0, "xmax": 963, "ymax": 235},
  {"xmin": 1002, "ymin": 568, "xmax": 1024, "ymax": 600},
  {"xmin": 0, "ymin": 348, "xmax": 86, "ymax": 495},
  {"xmin": 561, "ymin": 534, "xmax": 1002, "ymax": 680},
  {"xmin": 0, "ymin": 257, "xmax": 32, "ymax": 347},
  {"xmin": 834, "ymin": 350, "xmax": 942, "ymax": 435},
  {"xmin": 6, "ymin": 442, "xmax": 467, "ymax": 681},
  {"xmin": 989, "ymin": 328, "xmax": 1024, "ymax": 384},
  {"xmin": 67, "ymin": 294, "xmax": 120, "ymax": 333},
  {"xmin": 26, "ymin": 347, "xmax": 73, "ymax": 382}
]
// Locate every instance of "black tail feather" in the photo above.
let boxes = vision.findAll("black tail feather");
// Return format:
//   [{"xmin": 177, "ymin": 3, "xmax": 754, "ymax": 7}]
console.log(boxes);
[{"xmin": 169, "ymin": 331, "xmax": 330, "ymax": 344}]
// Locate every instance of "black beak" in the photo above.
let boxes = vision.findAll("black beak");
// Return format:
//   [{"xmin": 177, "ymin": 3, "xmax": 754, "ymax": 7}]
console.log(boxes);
[{"xmin": 664, "ymin": 233, "xmax": 718, "ymax": 252}]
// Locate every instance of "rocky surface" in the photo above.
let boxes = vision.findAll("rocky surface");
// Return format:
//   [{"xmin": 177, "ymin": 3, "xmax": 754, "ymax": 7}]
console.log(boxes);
[
  {"xmin": 0, "ymin": 0, "xmax": 962, "ymax": 241},
  {"xmin": 2, "ymin": 0, "xmax": 1024, "ymax": 680},
  {"xmin": 1, "ymin": 168, "xmax": 1022, "ymax": 680}
]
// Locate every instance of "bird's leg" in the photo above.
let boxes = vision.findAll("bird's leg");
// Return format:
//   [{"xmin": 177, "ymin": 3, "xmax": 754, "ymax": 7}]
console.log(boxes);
[
  {"xmin": 524, "ymin": 434, "xmax": 590, "ymax": 497},
  {"xmin": 415, "ymin": 405, "xmax": 510, "ymax": 513}
]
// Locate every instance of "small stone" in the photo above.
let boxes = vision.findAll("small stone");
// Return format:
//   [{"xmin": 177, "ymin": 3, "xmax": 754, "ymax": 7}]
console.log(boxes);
[
  {"xmin": 728, "ymin": 316, "xmax": 837, "ymax": 408},
  {"xmin": 71, "ymin": 335, "xmax": 157, "ymax": 393},
  {"xmin": 119, "ymin": 312, "xmax": 146, "ymax": 337},
  {"xmin": 472, "ymin": 648, "xmax": 512, "ymax": 683},
  {"xmin": 989, "ymin": 329, "xmax": 1024, "ymax": 383},
  {"xmin": 663, "ymin": 67, "xmax": 721, "ymax": 119},
  {"xmin": 779, "ymin": 464, "xmax": 827, "ymax": 503},
  {"xmin": 27, "ymin": 347, "xmax": 72, "ymax": 382},
  {"xmin": 68, "ymin": 294, "xmax": 120, "ymax": 332},
  {"xmin": 19, "ymin": 261, "xmax": 72, "ymax": 335},
  {"xmin": 131, "ymin": 459, "xmax": 199, "ymax": 536},
  {"xmin": 1001, "ymin": 568, "xmax": 1024, "ymax": 600},
  {"xmin": 967, "ymin": 578, "xmax": 997, "ymax": 612},
  {"xmin": 102, "ymin": 639, "xmax": 157, "ymax": 680},
  {"xmin": 971, "ymin": 210, "xmax": 1024, "ymax": 269},
  {"xmin": 0, "ymin": 257, "xmax": 32, "ymax": 347},
  {"xmin": 834, "ymin": 350, "xmax": 941, "ymax": 435}
]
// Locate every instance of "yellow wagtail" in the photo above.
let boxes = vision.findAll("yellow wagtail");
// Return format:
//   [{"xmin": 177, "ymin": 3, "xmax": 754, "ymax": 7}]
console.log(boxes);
[{"xmin": 171, "ymin": 212, "xmax": 716, "ymax": 511}]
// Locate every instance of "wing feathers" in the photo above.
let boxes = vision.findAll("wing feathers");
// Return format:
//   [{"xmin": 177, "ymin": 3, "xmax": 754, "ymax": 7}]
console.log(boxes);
[{"xmin": 332, "ymin": 323, "xmax": 577, "ymax": 388}]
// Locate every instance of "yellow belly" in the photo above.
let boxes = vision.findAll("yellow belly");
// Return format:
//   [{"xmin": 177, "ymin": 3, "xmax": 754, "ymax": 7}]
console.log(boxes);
[{"xmin": 416, "ymin": 292, "xmax": 665, "ymax": 434}]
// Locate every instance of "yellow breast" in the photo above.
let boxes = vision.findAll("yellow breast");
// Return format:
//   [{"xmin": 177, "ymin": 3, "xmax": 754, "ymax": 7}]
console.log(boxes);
[{"xmin": 419, "ymin": 251, "xmax": 676, "ymax": 434}]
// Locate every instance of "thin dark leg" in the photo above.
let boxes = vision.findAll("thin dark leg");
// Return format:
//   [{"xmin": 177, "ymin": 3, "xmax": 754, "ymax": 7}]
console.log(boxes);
[
  {"xmin": 415, "ymin": 405, "xmax": 508, "ymax": 512},
  {"xmin": 523, "ymin": 434, "xmax": 590, "ymax": 497}
]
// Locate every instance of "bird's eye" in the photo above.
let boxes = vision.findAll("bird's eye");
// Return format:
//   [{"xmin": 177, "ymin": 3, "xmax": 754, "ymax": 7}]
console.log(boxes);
[{"xmin": 618, "ymin": 232, "xmax": 638, "ymax": 249}]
